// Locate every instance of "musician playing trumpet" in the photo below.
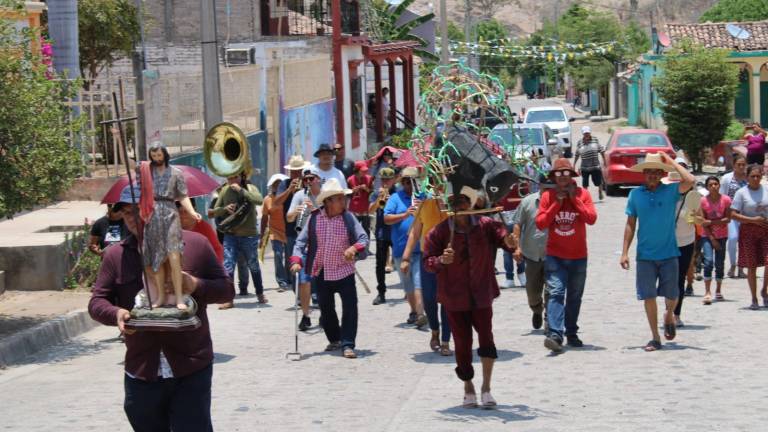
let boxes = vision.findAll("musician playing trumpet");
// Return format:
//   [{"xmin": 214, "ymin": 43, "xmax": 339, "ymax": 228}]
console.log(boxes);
[
  {"xmin": 212, "ymin": 171, "xmax": 266, "ymax": 303},
  {"xmin": 286, "ymin": 168, "xmax": 322, "ymax": 331}
]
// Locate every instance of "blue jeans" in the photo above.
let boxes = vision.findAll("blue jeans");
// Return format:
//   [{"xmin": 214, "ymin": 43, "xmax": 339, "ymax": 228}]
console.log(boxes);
[
  {"xmin": 701, "ymin": 237, "xmax": 727, "ymax": 281},
  {"xmin": 124, "ymin": 364, "xmax": 213, "ymax": 432},
  {"xmin": 544, "ymin": 256, "xmax": 587, "ymax": 338},
  {"xmin": 223, "ymin": 234, "xmax": 264, "ymax": 295},
  {"xmin": 421, "ymin": 263, "xmax": 451, "ymax": 342},
  {"xmin": 236, "ymin": 254, "xmax": 249, "ymax": 292},
  {"xmin": 271, "ymin": 240, "xmax": 290, "ymax": 287},
  {"xmin": 503, "ymin": 249, "xmax": 526, "ymax": 280},
  {"xmin": 316, "ymin": 273, "xmax": 358, "ymax": 349}
]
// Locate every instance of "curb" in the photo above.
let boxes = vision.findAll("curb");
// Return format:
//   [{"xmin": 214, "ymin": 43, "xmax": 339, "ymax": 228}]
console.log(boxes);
[{"xmin": 0, "ymin": 309, "xmax": 98, "ymax": 367}]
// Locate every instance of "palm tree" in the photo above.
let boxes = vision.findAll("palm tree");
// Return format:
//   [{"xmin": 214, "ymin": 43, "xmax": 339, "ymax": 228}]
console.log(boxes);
[{"xmin": 362, "ymin": 0, "xmax": 438, "ymax": 61}]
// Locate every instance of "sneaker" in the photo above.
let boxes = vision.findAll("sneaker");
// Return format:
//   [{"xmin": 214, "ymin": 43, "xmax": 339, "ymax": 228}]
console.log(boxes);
[
  {"xmin": 415, "ymin": 314, "xmax": 428, "ymax": 328},
  {"xmin": 566, "ymin": 335, "xmax": 583, "ymax": 348},
  {"xmin": 532, "ymin": 312, "xmax": 543, "ymax": 330},
  {"xmin": 325, "ymin": 341, "xmax": 341, "ymax": 351},
  {"xmin": 238, "ymin": 290, "xmax": 249, "ymax": 296},
  {"xmin": 675, "ymin": 317, "xmax": 685, "ymax": 328},
  {"xmin": 695, "ymin": 273, "xmax": 703, "ymax": 281},
  {"xmin": 749, "ymin": 302, "xmax": 760, "ymax": 310},
  {"xmin": 257, "ymin": 294, "xmax": 268, "ymax": 304},
  {"xmin": 517, "ymin": 273, "xmax": 527, "ymax": 287},
  {"xmin": 462, "ymin": 393, "xmax": 478, "ymax": 408},
  {"xmin": 727, "ymin": 266, "xmax": 736, "ymax": 279},
  {"xmin": 343, "ymin": 347, "xmax": 357, "ymax": 359},
  {"xmin": 544, "ymin": 335, "xmax": 564, "ymax": 353},
  {"xmin": 738, "ymin": 269, "xmax": 748, "ymax": 278},
  {"xmin": 480, "ymin": 392, "xmax": 497, "ymax": 408},
  {"xmin": 298, "ymin": 315, "xmax": 311, "ymax": 331},
  {"xmin": 406, "ymin": 312, "xmax": 418, "ymax": 325},
  {"xmin": 372, "ymin": 294, "xmax": 386, "ymax": 305},
  {"xmin": 385, "ymin": 265, "xmax": 393, "ymax": 273},
  {"xmin": 684, "ymin": 285, "xmax": 694, "ymax": 296},
  {"xmin": 501, "ymin": 279, "xmax": 515, "ymax": 289}
]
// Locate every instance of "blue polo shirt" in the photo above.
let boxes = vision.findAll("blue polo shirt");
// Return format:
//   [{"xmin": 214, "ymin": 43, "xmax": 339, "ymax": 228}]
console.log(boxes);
[
  {"xmin": 625, "ymin": 182, "xmax": 680, "ymax": 261},
  {"xmin": 384, "ymin": 189, "xmax": 419, "ymax": 257}
]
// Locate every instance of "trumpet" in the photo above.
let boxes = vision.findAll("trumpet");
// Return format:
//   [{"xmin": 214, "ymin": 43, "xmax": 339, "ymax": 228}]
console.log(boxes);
[{"xmin": 377, "ymin": 187, "xmax": 390, "ymax": 207}]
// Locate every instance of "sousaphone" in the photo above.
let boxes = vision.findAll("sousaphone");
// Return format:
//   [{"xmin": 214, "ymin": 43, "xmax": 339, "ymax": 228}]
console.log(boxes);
[{"xmin": 204, "ymin": 122, "xmax": 253, "ymax": 233}]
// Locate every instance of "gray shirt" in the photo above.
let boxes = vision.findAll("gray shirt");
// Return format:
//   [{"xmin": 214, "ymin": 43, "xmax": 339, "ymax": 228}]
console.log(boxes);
[
  {"xmin": 732, "ymin": 185, "xmax": 768, "ymax": 218},
  {"xmin": 512, "ymin": 192, "xmax": 548, "ymax": 262}
]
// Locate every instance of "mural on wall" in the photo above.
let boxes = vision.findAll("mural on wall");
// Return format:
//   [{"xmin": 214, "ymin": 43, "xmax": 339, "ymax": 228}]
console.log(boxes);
[{"xmin": 280, "ymin": 99, "xmax": 336, "ymax": 167}]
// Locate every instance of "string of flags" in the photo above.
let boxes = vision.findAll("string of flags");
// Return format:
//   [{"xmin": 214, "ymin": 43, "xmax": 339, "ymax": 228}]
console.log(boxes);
[{"xmin": 436, "ymin": 37, "xmax": 618, "ymax": 61}]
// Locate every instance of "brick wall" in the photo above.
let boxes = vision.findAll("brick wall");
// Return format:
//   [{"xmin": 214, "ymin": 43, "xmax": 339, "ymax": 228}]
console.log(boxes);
[{"xmin": 144, "ymin": 0, "xmax": 259, "ymax": 45}]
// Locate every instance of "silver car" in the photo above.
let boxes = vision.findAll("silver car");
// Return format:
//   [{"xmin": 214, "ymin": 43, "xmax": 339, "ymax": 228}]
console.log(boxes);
[{"xmin": 488, "ymin": 123, "xmax": 561, "ymax": 162}]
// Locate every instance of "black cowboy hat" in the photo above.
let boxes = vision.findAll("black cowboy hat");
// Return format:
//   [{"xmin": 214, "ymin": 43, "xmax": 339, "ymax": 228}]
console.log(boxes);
[{"xmin": 313, "ymin": 143, "xmax": 334, "ymax": 157}]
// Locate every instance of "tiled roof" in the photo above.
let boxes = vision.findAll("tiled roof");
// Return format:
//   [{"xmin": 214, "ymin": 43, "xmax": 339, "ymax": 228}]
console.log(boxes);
[{"xmin": 666, "ymin": 21, "xmax": 768, "ymax": 51}]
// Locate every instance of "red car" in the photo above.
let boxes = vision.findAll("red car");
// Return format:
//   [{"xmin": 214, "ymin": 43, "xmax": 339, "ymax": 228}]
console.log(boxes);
[{"xmin": 602, "ymin": 129, "xmax": 677, "ymax": 196}]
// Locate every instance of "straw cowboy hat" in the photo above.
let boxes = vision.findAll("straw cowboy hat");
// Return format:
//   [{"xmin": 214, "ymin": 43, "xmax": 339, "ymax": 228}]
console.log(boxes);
[
  {"xmin": 630, "ymin": 152, "xmax": 675, "ymax": 172},
  {"xmin": 661, "ymin": 172, "xmax": 682, "ymax": 184},
  {"xmin": 283, "ymin": 155, "xmax": 312, "ymax": 171},
  {"xmin": 317, "ymin": 178, "xmax": 352, "ymax": 204},
  {"xmin": 401, "ymin": 166, "xmax": 419, "ymax": 178},
  {"xmin": 548, "ymin": 158, "xmax": 579, "ymax": 179}
]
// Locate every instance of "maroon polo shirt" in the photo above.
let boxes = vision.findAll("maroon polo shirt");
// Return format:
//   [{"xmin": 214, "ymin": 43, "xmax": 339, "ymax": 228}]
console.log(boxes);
[
  {"xmin": 422, "ymin": 216, "xmax": 513, "ymax": 311},
  {"xmin": 88, "ymin": 230, "xmax": 234, "ymax": 381}
]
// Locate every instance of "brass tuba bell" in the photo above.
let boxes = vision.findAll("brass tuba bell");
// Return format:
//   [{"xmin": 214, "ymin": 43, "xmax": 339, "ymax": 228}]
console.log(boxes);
[{"xmin": 204, "ymin": 122, "xmax": 250, "ymax": 178}]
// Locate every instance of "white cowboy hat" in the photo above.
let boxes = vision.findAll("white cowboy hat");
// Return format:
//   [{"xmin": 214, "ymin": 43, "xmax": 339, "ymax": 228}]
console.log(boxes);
[
  {"xmin": 661, "ymin": 172, "xmax": 682, "ymax": 184},
  {"xmin": 317, "ymin": 178, "xmax": 352, "ymax": 204},
  {"xmin": 629, "ymin": 152, "xmax": 675, "ymax": 172},
  {"xmin": 283, "ymin": 155, "xmax": 312, "ymax": 171},
  {"xmin": 581, "ymin": 126, "xmax": 592, "ymax": 134},
  {"xmin": 267, "ymin": 173, "xmax": 289, "ymax": 188}
]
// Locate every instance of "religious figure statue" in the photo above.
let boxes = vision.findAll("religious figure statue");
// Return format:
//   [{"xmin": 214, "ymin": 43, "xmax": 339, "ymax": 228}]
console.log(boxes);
[{"xmin": 138, "ymin": 141, "xmax": 201, "ymax": 310}]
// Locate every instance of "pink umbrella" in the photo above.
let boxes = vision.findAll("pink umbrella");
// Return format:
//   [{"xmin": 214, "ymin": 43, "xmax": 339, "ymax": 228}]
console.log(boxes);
[{"xmin": 101, "ymin": 165, "xmax": 220, "ymax": 204}]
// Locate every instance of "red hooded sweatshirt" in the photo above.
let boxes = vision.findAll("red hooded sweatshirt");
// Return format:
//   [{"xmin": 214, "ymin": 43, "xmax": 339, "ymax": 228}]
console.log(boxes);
[{"xmin": 535, "ymin": 184, "xmax": 597, "ymax": 260}]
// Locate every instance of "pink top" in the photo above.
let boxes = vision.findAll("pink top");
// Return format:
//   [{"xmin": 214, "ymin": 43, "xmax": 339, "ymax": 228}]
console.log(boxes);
[
  {"xmin": 746, "ymin": 133, "xmax": 766, "ymax": 155},
  {"xmin": 700, "ymin": 195, "xmax": 731, "ymax": 239},
  {"xmin": 311, "ymin": 211, "xmax": 356, "ymax": 281}
]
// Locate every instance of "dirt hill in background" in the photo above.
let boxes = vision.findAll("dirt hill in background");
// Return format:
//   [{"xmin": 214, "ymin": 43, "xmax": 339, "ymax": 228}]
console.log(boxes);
[{"xmin": 410, "ymin": 0, "xmax": 720, "ymax": 37}]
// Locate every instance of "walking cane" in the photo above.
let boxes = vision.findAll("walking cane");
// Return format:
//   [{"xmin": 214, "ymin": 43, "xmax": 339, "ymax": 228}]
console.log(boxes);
[{"xmin": 286, "ymin": 274, "xmax": 302, "ymax": 361}]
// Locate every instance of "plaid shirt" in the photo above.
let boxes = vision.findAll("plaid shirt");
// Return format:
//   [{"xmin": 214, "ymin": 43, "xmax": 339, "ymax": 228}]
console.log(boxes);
[{"xmin": 311, "ymin": 211, "xmax": 356, "ymax": 281}]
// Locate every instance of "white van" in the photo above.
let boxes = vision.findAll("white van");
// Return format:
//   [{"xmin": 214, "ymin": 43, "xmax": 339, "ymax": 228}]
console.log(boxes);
[{"xmin": 523, "ymin": 106, "xmax": 575, "ymax": 157}]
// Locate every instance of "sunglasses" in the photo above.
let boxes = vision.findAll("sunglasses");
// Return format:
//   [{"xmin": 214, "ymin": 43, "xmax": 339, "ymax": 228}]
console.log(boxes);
[{"xmin": 553, "ymin": 171, "xmax": 572, "ymax": 177}]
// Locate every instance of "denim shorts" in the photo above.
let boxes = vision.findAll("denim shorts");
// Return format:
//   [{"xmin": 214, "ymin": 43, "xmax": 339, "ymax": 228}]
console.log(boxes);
[
  {"xmin": 394, "ymin": 254, "xmax": 421, "ymax": 293},
  {"xmin": 299, "ymin": 266, "xmax": 312, "ymax": 284},
  {"xmin": 636, "ymin": 258, "xmax": 679, "ymax": 300}
]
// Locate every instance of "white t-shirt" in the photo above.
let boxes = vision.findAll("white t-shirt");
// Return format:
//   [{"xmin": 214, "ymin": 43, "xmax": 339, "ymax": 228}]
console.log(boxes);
[
  {"xmin": 288, "ymin": 189, "xmax": 319, "ymax": 215},
  {"xmin": 732, "ymin": 185, "xmax": 768, "ymax": 218},
  {"xmin": 314, "ymin": 166, "xmax": 348, "ymax": 189},
  {"xmin": 674, "ymin": 189, "xmax": 701, "ymax": 247}
]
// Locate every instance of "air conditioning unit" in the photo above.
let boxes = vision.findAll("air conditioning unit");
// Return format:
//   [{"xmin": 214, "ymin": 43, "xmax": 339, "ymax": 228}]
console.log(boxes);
[{"xmin": 225, "ymin": 47, "xmax": 254, "ymax": 67}]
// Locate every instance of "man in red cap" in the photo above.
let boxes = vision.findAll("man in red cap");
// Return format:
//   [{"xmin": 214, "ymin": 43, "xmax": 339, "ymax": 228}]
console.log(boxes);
[
  {"xmin": 347, "ymin": 160, "xmax": 374, "ymax": 240},
  {"xmin": 535, "ymin": 158, "xmax": 598, "ymax": 353}
]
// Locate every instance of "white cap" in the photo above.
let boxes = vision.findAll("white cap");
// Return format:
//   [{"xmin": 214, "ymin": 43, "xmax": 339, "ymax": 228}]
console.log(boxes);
[
  {"xmin": 581, "ymin": 126, "xmax": 592, "ymax": 134},
  {"xmin": 267, "ymin": 173, "xmax": 289, "ymax": 188}
]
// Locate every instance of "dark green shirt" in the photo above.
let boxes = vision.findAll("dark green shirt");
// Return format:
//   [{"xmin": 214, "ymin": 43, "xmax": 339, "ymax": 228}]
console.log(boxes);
[{"xmin": 212, "ymin": 184, "xmax": 263, "ymax": 237}]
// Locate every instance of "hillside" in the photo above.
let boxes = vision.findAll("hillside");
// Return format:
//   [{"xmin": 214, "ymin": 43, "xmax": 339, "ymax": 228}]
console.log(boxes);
[{"xmin": 409, "ymin": 0, "xmax": 720, "ymax": 37}]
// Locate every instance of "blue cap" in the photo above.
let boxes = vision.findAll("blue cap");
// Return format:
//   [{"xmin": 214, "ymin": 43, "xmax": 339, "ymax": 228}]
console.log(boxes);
[{"xmin": 118, "ymin": 184, "xmax": 141, "ymax": 204}]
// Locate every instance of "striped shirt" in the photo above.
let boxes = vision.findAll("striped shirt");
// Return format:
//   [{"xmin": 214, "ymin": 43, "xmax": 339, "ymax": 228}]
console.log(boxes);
[
  {"xmin": 311, "ymin": 211, "xmax": 356, "ymax": 281},
  {"xmin": 576, "ymin": 137, "xmax": 604, "ymax": 171}
]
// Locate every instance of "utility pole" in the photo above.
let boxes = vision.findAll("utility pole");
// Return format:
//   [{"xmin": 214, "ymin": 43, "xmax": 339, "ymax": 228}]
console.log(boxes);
[
  {"xmin": 133, "ymin": 0, "xmax": 148, "ymax": 160},
  {"xmin": 201, "ymin": 0, "xmax": 224, "ymax": 131},
  {"xmin": 464, "ymin": 0, "xmax": 472, "ymax": 68},
  {"xmin": 554, "ymin": 0, "xmax": 560, "ymax": 96},
  {"xmin": 440, "ymin": 0, "xmax": 449, "ymax": 65}
]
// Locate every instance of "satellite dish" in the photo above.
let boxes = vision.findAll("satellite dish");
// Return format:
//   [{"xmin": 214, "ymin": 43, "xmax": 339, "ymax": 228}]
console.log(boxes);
[{"xmin": 726, "ymin": 23, "xmax": 751, "ymax": 40}]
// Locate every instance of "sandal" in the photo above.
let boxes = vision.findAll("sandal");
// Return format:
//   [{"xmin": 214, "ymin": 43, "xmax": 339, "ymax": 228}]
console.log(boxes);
[
  {"xmin": 702, "ymin": 294, "xmax": 712, "ymax": 305},
  {"xmin": 749, "ymin": 302, "xmax": 761, "ymax": 311},
  {"xmin": 715, "ymin": 293, "xmax": 724, "ymax": 301},
  {"xmin": 430, "ymin": 334, "xmax": 440, "ymax": 351},
  {"xmin": 644, "ymin": 340, "xmax": 662, "ymax": 352},
  {"xmin": 664, "ymin": 321, "xmax": 676, "ymax": 341},
  {"xmin": 440, "ymin": 343, "xmax": 453, "ymax": 356},
  {"xmin": 761, "ymin": 293, "xmax": 768, "ymax": 307},
  {"xmin": 343, "ymin": 348, "xmax": 357, "ymax": 359}
]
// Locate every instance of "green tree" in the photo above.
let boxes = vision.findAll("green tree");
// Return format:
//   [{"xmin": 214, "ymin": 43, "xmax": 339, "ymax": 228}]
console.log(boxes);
[
  {"xmin": 474, "ymin": 20, "xmax": 518, "ymax": 78},
  {"xmin": 654, "ymin": 43, "xmax": 739, "ymax": 171},
  {"xmin": 362, "ymin": 0, "xmax": 437, "ymax": 61},
  {"xmin": 699, "ymin": 0, "xmax": 768, "ymax": 22},
  {"xmin": 78, "ymin": 0, "xmax": 140, "ymax": 84},
  {"xmin": 0, "ymin": 1, "xmax": 84, "ymax": 218}
]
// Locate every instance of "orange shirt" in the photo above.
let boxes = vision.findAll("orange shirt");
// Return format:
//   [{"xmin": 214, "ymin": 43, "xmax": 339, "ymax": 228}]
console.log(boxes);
[
  {"xmin": 263, "ymin": 195, "xmax": 287, "ymax": 243},
  {"xmin": 416, "ymin": 198, "xmax": 448, "ymax": 245}
]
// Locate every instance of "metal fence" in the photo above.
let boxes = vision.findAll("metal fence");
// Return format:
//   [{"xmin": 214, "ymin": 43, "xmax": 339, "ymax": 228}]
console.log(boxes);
[{"xmin": 65, "ymin": 65, "xmax": 265, "ymax": 176}]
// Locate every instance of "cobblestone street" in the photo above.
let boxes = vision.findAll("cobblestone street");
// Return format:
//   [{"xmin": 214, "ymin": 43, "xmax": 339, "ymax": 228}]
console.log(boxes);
[{"xmin": 1, "ymin": 189, "xmax": 767, "ymax": 431}]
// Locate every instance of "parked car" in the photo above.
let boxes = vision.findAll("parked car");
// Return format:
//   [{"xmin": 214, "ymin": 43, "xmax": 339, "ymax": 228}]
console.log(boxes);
[
  {"xmin": 602, "ymin": 129, "xmax": 677, "ymax": 196},
  {"xmin": 523, "ymin": 106, "xmax": 575, "ymax": 157},
  {"xmin": 488, "ymin": 123, "xmax": 560, "ymax": 162}
]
